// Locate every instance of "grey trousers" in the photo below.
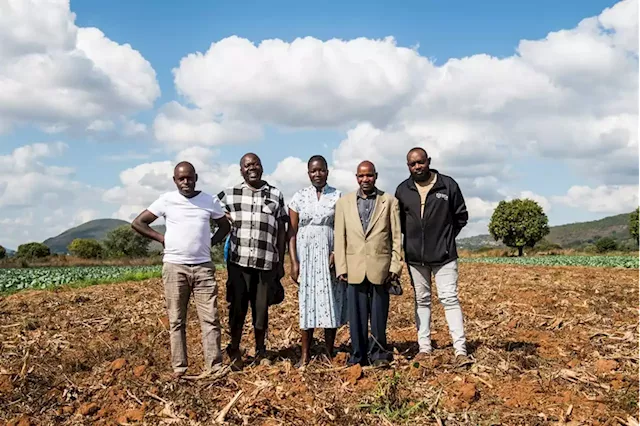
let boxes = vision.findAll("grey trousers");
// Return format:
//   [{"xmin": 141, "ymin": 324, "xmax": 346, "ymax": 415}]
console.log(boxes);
[
  {"xmin": 162, "ymin": 262, "xmax": 222, "ymax": 373},
  {"xmin": 408, "ymin": 260, "xmax": 467, "ymax": 356}
]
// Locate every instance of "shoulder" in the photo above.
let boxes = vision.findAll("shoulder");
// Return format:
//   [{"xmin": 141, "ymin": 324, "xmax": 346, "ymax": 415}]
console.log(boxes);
[
  {"xmin": 336, "ymin": 191, "xmax": 354, "ymax": 206},
  {"xmin": 199, "ymin": 191, "xmax": 219, "ymax": 204},
  {"xmin": 382, "ymin": 192, "xmax": 399, "ymax": 204},
  {"xmin": 265, "ymin": 182, "xmax": 284, "ymax": 199},
  {"xmin": 217, "ymin": 183, "xmax": 242, "ymax": 198},
  {"xmin": 394, "ymin": 178, "xmax": 412, "ymax": 195},
  {"xmin": 293, "ymin": 186, "xmax": 310, "ymax": 198},
  {"xmin": 436, "ymin": 173, "xmax": 460, "ymax": 190},
  {"xmin": 326, "ymin": 185, "xmax": 341, "ymax": 198},
  {"xmin": 156, "ymin": 191, "xmax": 176, "ymax": 202}
]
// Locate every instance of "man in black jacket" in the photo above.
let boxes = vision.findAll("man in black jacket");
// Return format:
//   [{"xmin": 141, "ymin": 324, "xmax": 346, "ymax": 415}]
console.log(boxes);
[{"xmin": 395, "ymin": 147, "xmax": 472, "ymax": 367}]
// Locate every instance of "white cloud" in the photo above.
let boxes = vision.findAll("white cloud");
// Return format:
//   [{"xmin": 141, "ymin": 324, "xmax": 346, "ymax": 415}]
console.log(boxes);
[
  {"xmin": 153, "ymin": 102, "xmax": 261, "ymax": 148},
  {"xmin": 0, "ymin": 0, "xmax": 160, "ymax": 134},
  {"xmin": 171, "ymin": 36, "xmax": 432, "ymax": 129},
  {"xmin": 0, "ymin": 142, "xmax": 110, "ymax": 249},
  {"xmin": 552, "ymin": 185, "xmax": 639, "ymax": 213},
  {"xmin": 466, "ymin": 197, "xmax": 499, "ymax": 220}
]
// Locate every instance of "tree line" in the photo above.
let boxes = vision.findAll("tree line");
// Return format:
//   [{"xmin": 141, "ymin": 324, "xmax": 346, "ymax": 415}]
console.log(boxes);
[
  {"xmin": 0, "ymin": 204, "xmax": 638, "ymax": 261},
  {"xmin": 0, "ymin": 225, "xmax": 225, "ymax": 262}
]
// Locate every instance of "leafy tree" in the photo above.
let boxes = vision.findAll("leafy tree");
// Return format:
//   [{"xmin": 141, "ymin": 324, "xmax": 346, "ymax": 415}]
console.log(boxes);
[
  {"xmin": 68, "ymin": 238, "xmax": 104, "ymax": 259},
  {"xmin": 0, "ymin": 245, "xmax": 6, "ymax": 260},
  {"xmin": 103, "ymin": 225, "xmax": 150, "ymax": 258},
  {"xmin": 595, "ymin": 237, "xmax": 618, "ymax": 253},
  {"xmin": 488, "ymin": 199, "xmax": 550, "ymax": 257},
  {"xmin": 17, "ymin": 242, "xmax": 51, "ymax": 258},
  {"xmin": 629, "ymin": 207, "xmax": 639, "ymax": 242}
]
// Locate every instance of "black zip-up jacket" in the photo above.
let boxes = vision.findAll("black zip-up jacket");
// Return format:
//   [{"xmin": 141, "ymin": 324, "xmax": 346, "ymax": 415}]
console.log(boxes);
[{"xmin": 394, "ymin": 170, "xmax": 468, "ymax": 266}]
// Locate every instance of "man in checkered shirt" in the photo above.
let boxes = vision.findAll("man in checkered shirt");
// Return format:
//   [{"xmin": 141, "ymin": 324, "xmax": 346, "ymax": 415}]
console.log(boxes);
[{"xmin": 217, "ymin": 153, "xmax": 288, "ymax": 370}]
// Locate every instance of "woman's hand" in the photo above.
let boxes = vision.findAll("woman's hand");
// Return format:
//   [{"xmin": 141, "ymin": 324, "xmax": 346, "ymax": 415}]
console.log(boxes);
[
  {"xmin": 329, "ymin": 252, "xmax": 335, "ymax": 270},
  {"xmin": 290, "ymin": 261, "xmax": 300, "ymax": 284}
]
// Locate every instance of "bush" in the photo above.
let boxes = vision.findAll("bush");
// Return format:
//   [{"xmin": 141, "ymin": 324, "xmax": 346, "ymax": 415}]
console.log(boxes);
[
  {"xmin": 17, "ymin": 242, "xmax": 51, "ymax": 258},
  {"xmin": 103, "ymin": 225, "xmax": 150, "ymax": 258},
  {"xmin": 0, "ymin": 245, "xmax": 6, "ymax": 260},
  {"xmin": 68, "ymin": 238, "xmax": 104, "ymax": 259},
  {"xmin": 595, "ymin": 237, "xmax": 618, "ymax": 253}
]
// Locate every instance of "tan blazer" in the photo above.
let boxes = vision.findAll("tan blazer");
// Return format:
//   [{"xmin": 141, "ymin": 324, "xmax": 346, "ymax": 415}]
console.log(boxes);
[{"xmin": 334, "ymin": 190, "xmax": 403, "ymax": 285}]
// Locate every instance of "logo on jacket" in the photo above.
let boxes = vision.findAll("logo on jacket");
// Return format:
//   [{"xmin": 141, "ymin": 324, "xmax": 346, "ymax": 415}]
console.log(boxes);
[{"xmin": 435, "ymin": 193, "xmax": 449, "ymax": 200}]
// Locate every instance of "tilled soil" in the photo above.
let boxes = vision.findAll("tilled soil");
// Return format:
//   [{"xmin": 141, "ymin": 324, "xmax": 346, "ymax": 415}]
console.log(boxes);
[{"xmin": 0, "ymin": 263, "xmax": 638, "ymax": 425}]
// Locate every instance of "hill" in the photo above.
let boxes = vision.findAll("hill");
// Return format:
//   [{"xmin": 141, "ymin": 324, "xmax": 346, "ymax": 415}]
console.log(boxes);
[
  {"xmin": 42, "ymin": 219, "xmax": 167, "ymax": 254},
  {"xmin": 458, "ymin": 212, "xmax": 637, "ymax": 250},
  {"xmin": 43, "ymin": 219, "xmax": 130, "ymax": 253}
]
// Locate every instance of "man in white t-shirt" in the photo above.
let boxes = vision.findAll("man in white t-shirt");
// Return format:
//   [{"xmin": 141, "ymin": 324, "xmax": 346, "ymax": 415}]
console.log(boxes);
[{"xmin": 132, "ymin": 161, "xmax": 230, "ymax": 379}]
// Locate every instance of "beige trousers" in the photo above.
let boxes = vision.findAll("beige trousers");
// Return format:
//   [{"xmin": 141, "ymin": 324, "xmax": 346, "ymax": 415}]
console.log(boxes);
[{"xmin": 162, "ymin": 262, "xmax": 222, "ymax": 373}]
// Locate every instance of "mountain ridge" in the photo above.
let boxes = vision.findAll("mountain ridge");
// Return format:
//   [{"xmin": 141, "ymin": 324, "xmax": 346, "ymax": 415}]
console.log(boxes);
[{"xmin": 457, "ymin": 212, "xmax": 636, "ymax": 250}]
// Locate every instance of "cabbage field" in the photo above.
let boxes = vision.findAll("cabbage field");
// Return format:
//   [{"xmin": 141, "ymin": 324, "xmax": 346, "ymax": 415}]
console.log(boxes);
[
  {"xmin": 0, "ymin": 265, "xmax": 162, "ymax": 293},
  {"xmin": 0, "ymin": 255, "xmax": 636, "ymax": 294},
  {"xmin": 461, "ymin": 255, "xmax": 638, "ymax": 268}
]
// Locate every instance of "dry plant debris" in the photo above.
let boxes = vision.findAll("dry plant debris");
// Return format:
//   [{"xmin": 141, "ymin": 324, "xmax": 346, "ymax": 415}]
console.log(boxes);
[{"xmin": 0, "ymin": 263, "xmax": 637, "ymax": 425}]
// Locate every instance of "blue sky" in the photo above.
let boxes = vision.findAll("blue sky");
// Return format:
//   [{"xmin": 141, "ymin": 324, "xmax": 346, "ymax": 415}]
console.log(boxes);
[{"xmin": 0, "ymin": 0, "xmax": 637, "ymax": 248}]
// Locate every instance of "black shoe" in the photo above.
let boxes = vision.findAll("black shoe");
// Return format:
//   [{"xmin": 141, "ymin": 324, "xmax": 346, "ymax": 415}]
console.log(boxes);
[
  {"xmin": 372, "ymin": 359, "xmax": 391, "ymax": 368},
  {"xmin": 226, "ymin": 345, "xmax": 244, "ymax": 371}
]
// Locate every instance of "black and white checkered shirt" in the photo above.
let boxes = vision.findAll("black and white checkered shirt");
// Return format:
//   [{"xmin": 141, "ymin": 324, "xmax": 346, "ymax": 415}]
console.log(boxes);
[{"xmin": 217, "ymin": 182, "xmax": 288, "ymax": 271}]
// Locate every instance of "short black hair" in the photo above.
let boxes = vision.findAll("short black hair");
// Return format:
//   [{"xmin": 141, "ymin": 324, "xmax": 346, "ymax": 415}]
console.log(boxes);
[
  {"xmin": 308, "ymin": 155, "xmax": 328, "ymax": 169},
  {"xmin": 407, "ymin": 147, "xmax": 427, "ymax": 157}
]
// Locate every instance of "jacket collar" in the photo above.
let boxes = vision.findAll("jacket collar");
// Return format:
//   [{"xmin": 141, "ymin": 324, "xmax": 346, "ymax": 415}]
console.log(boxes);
[{"xmin": 406, "ymin": 169, "xmax": 445, "ymax": 192}]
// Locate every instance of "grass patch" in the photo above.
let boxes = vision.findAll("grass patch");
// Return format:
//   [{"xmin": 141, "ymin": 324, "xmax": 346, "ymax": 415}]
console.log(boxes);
[{"xmin": 357, "ymin": 372, "xmax": 432, "ymax": 422}]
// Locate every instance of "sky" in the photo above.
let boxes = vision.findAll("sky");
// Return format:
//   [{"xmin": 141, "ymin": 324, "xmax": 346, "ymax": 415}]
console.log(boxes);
[{"xmin": 0, "ymin": 0, "xmax": 638, "ymax": 250}]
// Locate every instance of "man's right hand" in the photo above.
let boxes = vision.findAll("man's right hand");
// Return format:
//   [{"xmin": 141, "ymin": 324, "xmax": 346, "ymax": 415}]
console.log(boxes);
[
  {"xmin": 290, "ymin": 261, "xmax": 300, "ymax": 283},
  {"xmin": 337, "ymin": 274, "xmax": 348, "ymax": 282}
]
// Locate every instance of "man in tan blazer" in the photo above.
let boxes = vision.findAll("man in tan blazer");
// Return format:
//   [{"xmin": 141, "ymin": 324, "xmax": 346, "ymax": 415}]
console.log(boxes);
[{"xmin": 334, "ymin": 161, "xmax": 403, "ymax": 367}]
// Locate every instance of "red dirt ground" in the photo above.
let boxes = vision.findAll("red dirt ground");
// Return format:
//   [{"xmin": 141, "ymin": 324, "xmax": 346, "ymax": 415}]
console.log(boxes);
[{"xmin": 0, "ymin": 263, "xmax": 638, "ymax": 425}]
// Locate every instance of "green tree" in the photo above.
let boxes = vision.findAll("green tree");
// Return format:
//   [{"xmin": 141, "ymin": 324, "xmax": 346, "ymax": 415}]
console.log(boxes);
[
  {"xmin": 488, "ymin": 199, "xmax": 550, "ymax": 257},
  {"xmin": 0, "ymin": 245, "xmax": 6, "ymax": 260},
  {"xmin": 103, "ymin": 225, "xmax": 150, "ymax": 258},
  {"xmin": 629, "ymin": 207, "xmax": 639, "ymax": 242},
  {"xmin": 17, "ymin": 242, "xmax": 51, "ymax": 258},
  {"xmin": 68, "ymin": 238, "xmax": 104, "ymax": 259},
  {"xmin": 595, "ymin": 237, "xmax": 618, "ymax": 253}
]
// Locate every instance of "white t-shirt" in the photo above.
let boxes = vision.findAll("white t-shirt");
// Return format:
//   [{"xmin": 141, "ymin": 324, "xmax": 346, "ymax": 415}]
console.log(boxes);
[{"xmin": 147, "ymin": 191, "xmax": 225, "ymax": 264}]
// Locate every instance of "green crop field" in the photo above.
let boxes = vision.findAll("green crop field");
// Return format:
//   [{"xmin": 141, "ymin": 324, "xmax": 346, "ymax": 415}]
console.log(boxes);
[
  {"xmin": 0, "ymin": 265, "xmax": 162, "ymax": 294},
  {"xmin": 460, "ymin": 255, "xmax": 638, "ymax": 268}
]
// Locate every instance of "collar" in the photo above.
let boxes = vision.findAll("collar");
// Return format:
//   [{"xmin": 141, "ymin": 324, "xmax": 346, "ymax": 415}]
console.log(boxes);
[
  {"xmin": 311, "ymin": 184, "xmax": 332, "ymax": 194},
  {"xmin": 357, "ymin": 188, "xmax": 381, "ymax": 199},
  {"xmin": 241, "ymin": 180, "xmax": 268, "ymax": 192},
  {"xmin": 407, "ymin": 169, "xmax": 444, "ymax": 192}
]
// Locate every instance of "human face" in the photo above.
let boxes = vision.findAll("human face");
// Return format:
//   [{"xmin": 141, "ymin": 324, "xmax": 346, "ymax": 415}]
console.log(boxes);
[
  {"xmin": 356, "ymin": 163, "xmax": 377, "ymax": 194},
  {"xmin": 407, "ymin": 150, "xmax": 430, "ymax": 182},
  {"xmin": 173, "ymin": 166, "xmax": 197, "ymax": 196},
  {"xmin": 240, "ymin": 154, "xmax": 263, "ymax": 186},
  {"xmin": 308, "ymin": 160, "xmax": 328, "ymax": 189}
]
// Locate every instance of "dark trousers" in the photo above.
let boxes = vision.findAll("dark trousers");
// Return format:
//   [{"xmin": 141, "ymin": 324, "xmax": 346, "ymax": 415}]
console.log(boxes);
[
  {"xmin": 347, "ymin": 280, "xmax": 392, "ymax": 365},
  {"xmin": 226, "ymin": 262, "xmax": 274, "ymax": 331}
]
